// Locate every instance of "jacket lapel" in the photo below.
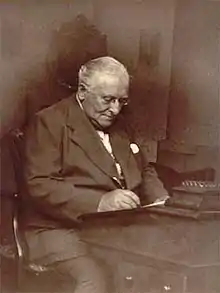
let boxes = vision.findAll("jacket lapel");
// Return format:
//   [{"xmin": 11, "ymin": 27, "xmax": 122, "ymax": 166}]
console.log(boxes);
[
  {"xmin": 66, "ymin": 97, "xmax": 118, "ymax": 179},
  {"xmin": 110, "ymin": 125, "xmax": 142, "ymax": 190}
]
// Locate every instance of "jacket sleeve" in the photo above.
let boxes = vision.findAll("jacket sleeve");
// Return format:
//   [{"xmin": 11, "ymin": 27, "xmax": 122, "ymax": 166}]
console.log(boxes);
[
  {"xmin": 24, "ymin": 113, "xmax": 103, "ymax": 223},
  {"xmin": 139, "ymin": 147, "xmax": 169, "ymax": 204}
]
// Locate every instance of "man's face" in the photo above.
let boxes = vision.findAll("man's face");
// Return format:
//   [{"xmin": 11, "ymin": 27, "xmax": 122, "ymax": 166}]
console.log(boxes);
[{"xmin": 80, "ymin": 72, "xmax": 129, "ymax": 129}]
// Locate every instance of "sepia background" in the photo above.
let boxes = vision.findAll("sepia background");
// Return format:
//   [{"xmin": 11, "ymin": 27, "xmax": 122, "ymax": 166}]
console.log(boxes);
[{"xmin": 0, "ymin": 1, "xmax": 220, "ymax": 292}]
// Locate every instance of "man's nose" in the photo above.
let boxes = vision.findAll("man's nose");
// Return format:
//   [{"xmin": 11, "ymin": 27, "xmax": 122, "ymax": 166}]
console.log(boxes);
[{"xmin": 109, "ymin": 100, "xmax": 121, "ymax": 115}]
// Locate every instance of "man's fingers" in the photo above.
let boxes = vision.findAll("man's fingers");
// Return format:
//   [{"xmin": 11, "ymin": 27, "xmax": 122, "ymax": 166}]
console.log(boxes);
[
  {"xmin": 119, "ymin": 198, "xmax": 137, "ymax": 209},
  {"xmin": 121, "ymin": 190, "xmax": 140, "ymax": 206},
  {"xmin": 118, "ymin": 202, "xmax": 134, "ymax": 209},
  {"xmin": 98, "ymin": 189, "xmax": 140, "ymax": 212}
]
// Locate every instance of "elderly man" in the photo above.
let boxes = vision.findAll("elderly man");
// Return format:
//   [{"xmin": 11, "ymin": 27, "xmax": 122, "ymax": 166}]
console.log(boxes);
[{"xmin": 23, "ymin": 56, "xmax": 169, "ymax": 292}]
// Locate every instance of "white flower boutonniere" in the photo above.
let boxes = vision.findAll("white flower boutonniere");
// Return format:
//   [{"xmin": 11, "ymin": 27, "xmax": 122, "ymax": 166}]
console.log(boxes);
[{"xmin": 130, "ymin": 143, "xmax": 139, "ymax": 154}]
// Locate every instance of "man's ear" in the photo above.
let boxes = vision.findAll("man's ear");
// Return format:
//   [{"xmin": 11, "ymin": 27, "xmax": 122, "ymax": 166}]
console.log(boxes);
[
  {"xmin": 78, "ymin": 83, "xmax": 87, "ymax": 101},
  {"xmin": 78, "ymin": 83, "xmax": 87, "ymax": 92}
]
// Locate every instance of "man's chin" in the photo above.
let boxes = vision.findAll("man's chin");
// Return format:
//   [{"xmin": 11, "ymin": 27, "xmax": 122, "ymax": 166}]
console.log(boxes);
[
  {"xmin": 99, "ymin": 122, "xmax": 113, "ymax": 129},
  {"xmin": 96, "ymin": 118, "xmax": 115, "ymax": 129}
]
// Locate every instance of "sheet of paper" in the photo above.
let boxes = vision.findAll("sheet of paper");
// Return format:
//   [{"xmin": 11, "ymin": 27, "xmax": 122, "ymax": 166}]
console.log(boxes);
[{"xmin": 141, "ymin": 199, "xmax": 166, "ymax": 208}]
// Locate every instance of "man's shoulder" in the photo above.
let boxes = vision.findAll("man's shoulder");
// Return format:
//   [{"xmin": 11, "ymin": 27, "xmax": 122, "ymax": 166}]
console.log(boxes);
[{"xmin": 36, "ymin": 95, "xmax": 76, "ymax": 121}]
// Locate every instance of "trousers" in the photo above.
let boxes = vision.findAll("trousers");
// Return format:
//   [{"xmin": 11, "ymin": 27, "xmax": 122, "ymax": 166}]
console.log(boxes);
[
  {"xmin": 24, "ymin": 228, "xmax": 112, "ymax": 292},
  {"xmin": 55, "ymin": 255, "xmax": 109, "ymax": 293}
]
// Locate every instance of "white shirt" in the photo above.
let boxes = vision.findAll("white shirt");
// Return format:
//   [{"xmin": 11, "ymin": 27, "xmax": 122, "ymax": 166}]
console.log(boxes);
[{"xmin": 96, "ymin": 130, "xmax": 122, "ymax": 177}]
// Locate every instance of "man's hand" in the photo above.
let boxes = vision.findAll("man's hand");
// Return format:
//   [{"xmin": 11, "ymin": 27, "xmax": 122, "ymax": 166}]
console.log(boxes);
[
  {"xmin": 98, "ymin": 189, "xmax": 140, "ymax": 212},
  {"xmin": 154, "ymin": 195, "xmax": 170, "ymax": 204}
]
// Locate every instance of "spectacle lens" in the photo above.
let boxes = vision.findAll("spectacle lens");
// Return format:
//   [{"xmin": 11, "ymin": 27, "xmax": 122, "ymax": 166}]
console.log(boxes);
[{"xmin": 102, "ymin": 96, "xmax": 129, "ymax": 106}]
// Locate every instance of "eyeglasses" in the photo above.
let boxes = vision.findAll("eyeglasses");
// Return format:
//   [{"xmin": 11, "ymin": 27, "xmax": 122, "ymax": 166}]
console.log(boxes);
[{"xmin": 101, "ymin": 95, "xmax": 129, "ymax": 107}]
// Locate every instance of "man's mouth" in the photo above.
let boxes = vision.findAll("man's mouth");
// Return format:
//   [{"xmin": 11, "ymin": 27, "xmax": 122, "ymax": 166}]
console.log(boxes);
[{"xmin": 103, "ymin": 114, "xmax": 114, "ymax": 120}]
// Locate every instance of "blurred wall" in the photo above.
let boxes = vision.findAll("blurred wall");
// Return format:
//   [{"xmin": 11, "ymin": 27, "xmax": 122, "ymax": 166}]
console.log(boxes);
[
  {"xmin": 94, "ymin": 0, "xmax": 175, "ymax": 81},
  {"xmin": 169, "ymin": 0, "xmax": 220, "ymax": 147},
  {"xmin": 94, "ymin": 0, "xmax": 176, "ymax": 141},
  {"xmin": 0, "ymin": 0, "xmax": 94, "ymax": 136},
  {"xmin": 158, "ymin": 0, "xmax": 220, "ymax": 181}
]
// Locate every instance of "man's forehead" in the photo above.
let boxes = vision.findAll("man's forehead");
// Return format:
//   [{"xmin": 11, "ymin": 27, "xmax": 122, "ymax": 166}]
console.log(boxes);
[{"xmin": 89, "ymin": 71, "xmax": 129, "ymax": 88}]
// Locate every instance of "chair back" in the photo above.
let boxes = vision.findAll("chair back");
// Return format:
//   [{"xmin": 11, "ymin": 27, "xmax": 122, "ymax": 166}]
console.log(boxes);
[
  {"xmin": 8, "ymin": 129, "xmax": 26, "ymax": 195},
  {"xmin": 7, "ymin": 128, "xmax": 49, "ymax": 274}
]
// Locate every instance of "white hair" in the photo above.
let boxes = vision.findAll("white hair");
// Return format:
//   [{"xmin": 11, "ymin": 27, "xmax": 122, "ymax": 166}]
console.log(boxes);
[{"xmin": 78, "ymin": 56, "xmax": 129, "ymax": 86}]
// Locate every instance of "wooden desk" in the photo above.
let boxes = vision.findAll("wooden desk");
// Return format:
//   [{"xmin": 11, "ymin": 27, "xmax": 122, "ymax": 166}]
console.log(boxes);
[{"xmin": 80, "ymin": 207, "xmax": 220, "ymax": 293}]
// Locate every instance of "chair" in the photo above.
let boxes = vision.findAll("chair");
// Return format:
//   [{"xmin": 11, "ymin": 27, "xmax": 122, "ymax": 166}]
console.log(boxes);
[
  {"xmin": 7, "ymin": 129, "xmax": 70, "ymax": 292},
  {"xmin": 6, "ymin": 129, "xmax": 52, "ymax": 290}
]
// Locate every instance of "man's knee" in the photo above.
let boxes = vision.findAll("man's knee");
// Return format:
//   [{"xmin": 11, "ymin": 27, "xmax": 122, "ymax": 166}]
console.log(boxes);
[{"xmin": 55, "ymin": 255, "xmax": 110, "ymax": 293}]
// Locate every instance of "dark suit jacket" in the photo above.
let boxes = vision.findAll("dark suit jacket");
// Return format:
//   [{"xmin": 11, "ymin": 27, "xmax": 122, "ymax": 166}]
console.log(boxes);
[{"xmin": 23, "ymin": 95, "xmax": 167, "ymax": 229}]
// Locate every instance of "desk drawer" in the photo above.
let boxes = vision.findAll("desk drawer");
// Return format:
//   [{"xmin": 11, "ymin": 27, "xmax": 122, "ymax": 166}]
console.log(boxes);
[{"xmin": 114, "ymin": 261, "xmax": 184, "ymax": 293}]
